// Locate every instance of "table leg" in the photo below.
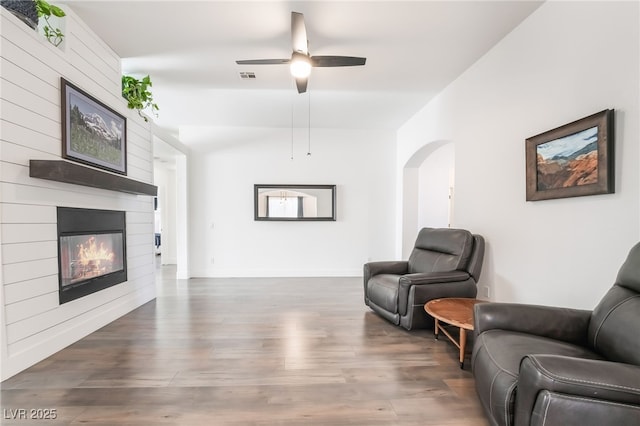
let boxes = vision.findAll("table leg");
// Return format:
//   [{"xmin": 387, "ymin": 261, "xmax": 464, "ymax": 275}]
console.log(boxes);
[
  {"xmin": 434, "ymin": 318, "xmax": 439, "ymax": 340},
  {"xmin": 459, "ymin": 328, "xmax": 467, "ymax": 369}
]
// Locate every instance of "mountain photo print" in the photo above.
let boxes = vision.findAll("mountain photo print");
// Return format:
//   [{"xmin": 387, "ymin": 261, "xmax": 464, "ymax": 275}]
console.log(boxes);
[
  {"xmin": 61, "ymin": 78, "xmax": 127, "ymax": 174},
  {"xmin": 526, "ymin": 110, "xmax": 614, "ymax": 201},
  {"xmin": 535, "ymin": 126, "xmax": 598, "ymax": 191}
]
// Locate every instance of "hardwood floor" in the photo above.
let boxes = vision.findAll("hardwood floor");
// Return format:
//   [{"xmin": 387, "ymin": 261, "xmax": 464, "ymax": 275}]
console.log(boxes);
[{"xmin": 1, "ymin": 266, "xmax": 489, "ymax": 425}]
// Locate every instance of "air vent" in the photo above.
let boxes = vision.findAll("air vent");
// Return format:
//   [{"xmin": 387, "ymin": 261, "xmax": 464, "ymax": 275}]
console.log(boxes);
[{"xmin": 239, "ymin": 71, "xmax": 256, "ymax": 79}]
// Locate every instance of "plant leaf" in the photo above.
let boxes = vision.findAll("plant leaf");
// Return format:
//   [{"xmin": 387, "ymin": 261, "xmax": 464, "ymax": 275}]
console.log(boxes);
[
  {"xmin": 40, "ymin": 4, "xmax": 50, "ymax": 16},
  {"xmin": 50, "ymin": 5, "xmax": 66, "ymax": 17}
]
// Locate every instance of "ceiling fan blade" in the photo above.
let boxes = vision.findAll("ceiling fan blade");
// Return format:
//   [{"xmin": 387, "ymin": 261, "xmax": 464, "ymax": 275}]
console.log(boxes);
[
  {"xmin": 236, "ymin": 59, "xmax": 290, "ymax": 65},
  {"xmin": 311, "ymin": 56, "xmax": 367, "ymax": 67},
  {"xmin": 295, "ymin": 76, "xmax": 308, "ymax": 94},
  {"xmin": 291, "ymin": 12, "xmax": 308, "ymax": 54}
]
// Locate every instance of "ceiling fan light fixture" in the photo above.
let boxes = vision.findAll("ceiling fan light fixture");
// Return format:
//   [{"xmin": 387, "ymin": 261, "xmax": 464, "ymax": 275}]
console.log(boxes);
[
  {"xmin": 236, "ymin": 12, "xmax": 366, "ymax": 93},
  {"xmin": 290, "ymin": 54, "xmax": 312, "ymax": 78}
]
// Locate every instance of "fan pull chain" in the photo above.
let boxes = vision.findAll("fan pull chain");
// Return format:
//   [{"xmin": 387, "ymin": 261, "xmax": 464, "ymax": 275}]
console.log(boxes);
[
  {"xmin": 291, "ymin": 95, "xmax": 294, "ymax": 160},
  {"xmin": 307, "ymin": 90, "xmax": 311, "ymax": 156}
]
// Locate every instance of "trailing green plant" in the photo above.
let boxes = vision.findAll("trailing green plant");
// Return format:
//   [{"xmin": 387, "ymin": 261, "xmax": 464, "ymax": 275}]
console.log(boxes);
[
  {"xmin": 122, "ymin": 74, "xmax": 159, "ymax": 122},
  {"xmin": 36, "ymin": 0, "xmax": 65, "ymax": 47}
]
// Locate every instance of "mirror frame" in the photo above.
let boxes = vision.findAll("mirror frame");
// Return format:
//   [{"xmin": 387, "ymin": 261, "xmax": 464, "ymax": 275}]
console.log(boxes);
[{"xmin": 254, "ymin": 184, "xmax": 336, "ymax": 221}]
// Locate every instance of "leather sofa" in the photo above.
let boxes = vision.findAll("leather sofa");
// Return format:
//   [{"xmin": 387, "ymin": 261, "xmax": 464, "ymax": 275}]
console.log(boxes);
[
  {"xmin": 472, "ymin": 242, "xmax": 640, "ymax": 426},
  {"xmin": 363, "ymin": 227, "xmax": 484, "ymax": 330}
]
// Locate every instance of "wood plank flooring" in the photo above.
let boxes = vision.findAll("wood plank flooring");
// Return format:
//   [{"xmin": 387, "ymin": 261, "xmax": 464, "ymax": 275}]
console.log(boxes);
[{"xmin": 1, "ymin": 266, "xmax": 489, "ymax": 425}]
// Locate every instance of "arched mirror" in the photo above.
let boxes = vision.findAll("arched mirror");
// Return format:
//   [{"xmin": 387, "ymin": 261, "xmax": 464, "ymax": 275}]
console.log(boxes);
[{"xmin": 254, "ymin": 184, "xmax": 336, "ymax": 221}]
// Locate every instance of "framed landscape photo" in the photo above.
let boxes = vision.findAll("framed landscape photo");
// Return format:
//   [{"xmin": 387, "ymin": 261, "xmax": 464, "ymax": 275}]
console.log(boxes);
[
  {"xmin": 525, "ymin": 109, "xmax": 614, "ymax": 201},
  {"xmin": 61, "ymin": 78, "xmax": 127, "ymax": 175}
]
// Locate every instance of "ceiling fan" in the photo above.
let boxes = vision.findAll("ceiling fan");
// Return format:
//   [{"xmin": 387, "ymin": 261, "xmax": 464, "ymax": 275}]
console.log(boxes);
[{"xmin": 236, "ymin": 12, "xmax": 366, "ymax": 94}]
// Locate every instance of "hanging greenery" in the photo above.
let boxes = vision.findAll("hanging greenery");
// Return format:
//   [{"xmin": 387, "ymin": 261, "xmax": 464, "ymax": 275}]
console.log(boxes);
[
  {"xmin": 36, "ymin": 0, "xmax": 66, "ymax": 46},
  {"xmin": 121, "ymin": 74, "xmax": 159, "ymax": 122}
]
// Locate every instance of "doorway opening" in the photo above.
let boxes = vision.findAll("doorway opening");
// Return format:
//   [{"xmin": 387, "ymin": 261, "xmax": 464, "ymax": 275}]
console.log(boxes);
[
  {"xmin": 153, "ymin": 136, "xmax": 189, "ymax": 279},
  {"xmin": 401, "ymin": 140, "xmax": 454, "ymax": 258}
]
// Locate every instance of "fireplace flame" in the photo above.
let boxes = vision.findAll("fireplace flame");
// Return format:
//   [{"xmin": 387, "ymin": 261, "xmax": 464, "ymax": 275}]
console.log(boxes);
[{"xmin": 72, "ymin": 236, "xmax": 116, "ymax": 280}]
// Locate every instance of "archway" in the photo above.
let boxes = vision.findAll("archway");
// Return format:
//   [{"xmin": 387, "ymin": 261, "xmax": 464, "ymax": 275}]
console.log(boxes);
[{"xmin": 401, "ymin": 140, "xmax": 454, "ymax": 258}]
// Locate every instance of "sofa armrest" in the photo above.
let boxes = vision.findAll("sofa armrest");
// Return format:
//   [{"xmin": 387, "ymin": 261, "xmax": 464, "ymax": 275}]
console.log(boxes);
[
  {"xmin": 473, "ymin": 303, "xmax": 591, "ymax": 346},
  {"xmin": 515, "ymin": 355, "xmax": 640, "ymax": 426},
  {"xmin": 363, "ymin": 261, "xmax": 408, "ymax": 304}
]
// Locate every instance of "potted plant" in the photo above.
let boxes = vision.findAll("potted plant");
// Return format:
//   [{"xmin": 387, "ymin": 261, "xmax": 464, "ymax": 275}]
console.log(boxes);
[
  {"xmin": 36, "ymin": 0, "xmax": 66, "ymax": 47},
  {"xmin": 1, "ymin": 0, "xmax": 39, "ymax": 29},
  {"xmin": 1, "ymin": 0, "xmax": 66, "ymax": 46},
  {"xmin": 122, "ymin": 74, "xmax": 159, "ymax": 122}
]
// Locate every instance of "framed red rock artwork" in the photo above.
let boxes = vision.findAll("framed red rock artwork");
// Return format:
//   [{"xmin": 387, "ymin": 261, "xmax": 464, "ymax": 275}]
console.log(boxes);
[{"xmin": 525, "ymin": 109, "xmax": 614, "ymax": 201}]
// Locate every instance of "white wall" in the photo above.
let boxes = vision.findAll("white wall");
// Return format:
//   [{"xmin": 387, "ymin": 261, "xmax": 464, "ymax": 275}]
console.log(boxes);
[
  {"xmin": 184, "ymin": 126, "xmax": 396, "ymax": 277},
  {"xmin": 398, "ymin": 1, "xmax": 639, "ymax": 309},
  {"xmin": 0, "ymin": 7, "xmax": 156, "ymax": 380}
]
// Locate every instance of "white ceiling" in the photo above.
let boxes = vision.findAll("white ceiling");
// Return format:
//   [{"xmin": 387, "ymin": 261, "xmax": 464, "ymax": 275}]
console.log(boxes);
[{"xmin": 62, "ymin": 0, "xmax": 543, "ymax": 146}]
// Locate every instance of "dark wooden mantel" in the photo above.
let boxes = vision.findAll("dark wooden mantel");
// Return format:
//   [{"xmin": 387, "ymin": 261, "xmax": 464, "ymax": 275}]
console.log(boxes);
[{"xmin": 29, "ymin": 160, "xmax": 158, "ymax": 196}]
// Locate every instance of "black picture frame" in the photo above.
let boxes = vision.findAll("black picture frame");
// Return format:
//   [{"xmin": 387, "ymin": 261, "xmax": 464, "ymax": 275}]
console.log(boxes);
[
  {"xmin": 61, "ymin": 78, "xmax": 127, "ymax": 175},
  {"xmin": 525, "ymin": 109, "xmax": 614, "ymax": 201},
  {"xmin": 254, "ymin": 184, "xmax": 337, "ymax": 221}
]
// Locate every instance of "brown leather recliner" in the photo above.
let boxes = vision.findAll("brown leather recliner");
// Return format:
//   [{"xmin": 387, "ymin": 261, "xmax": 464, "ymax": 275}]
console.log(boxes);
[
  {"xmin": 472, "ymin": 242, "xmax": 640, "ymax": 426},
  {"xmin": 363, "ymin": 227, "xmax": 485, "ymax": 330}
]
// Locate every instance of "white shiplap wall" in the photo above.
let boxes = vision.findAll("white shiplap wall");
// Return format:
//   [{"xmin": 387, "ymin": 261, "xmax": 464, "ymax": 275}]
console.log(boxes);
[{"xmin": 0, "ymin": 7, "xmax": 156, "ymax": 380}]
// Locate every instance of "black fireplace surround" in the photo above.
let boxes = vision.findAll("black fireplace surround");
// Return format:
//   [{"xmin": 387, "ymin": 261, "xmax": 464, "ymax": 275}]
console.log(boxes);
[{"xmin": 57, "ymin": 207, "xmax": 127, "ymax": 304}]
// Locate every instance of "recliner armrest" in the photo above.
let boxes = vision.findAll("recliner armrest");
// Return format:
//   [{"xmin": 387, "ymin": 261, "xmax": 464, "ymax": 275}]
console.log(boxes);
[
  {"xmin": 399, "ymin": 270, "xmax": 470, "ymax": 286},
  {"xmin": 363, "ymin": 261, "xmax": 408, "ymax": 280},
  {"xmin": 473, "ymin": 303, "xmax": 591, "ymax": 346},
  {"xmin": 363, "ymin": 261, "xmax": 408, "ymax": 304},
  {"xmin": 515, "ymin": 355, "xmax": 640, "ymax": 426},
  {"xmin": 397, "ymin": 271, "xmax": 473, "ymax": 316}
]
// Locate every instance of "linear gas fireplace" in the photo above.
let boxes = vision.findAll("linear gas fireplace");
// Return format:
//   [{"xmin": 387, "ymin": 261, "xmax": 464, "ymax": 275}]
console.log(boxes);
[{"xmin": 57, "ymin": 207, "xmax": 127, "ymax": 304}]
